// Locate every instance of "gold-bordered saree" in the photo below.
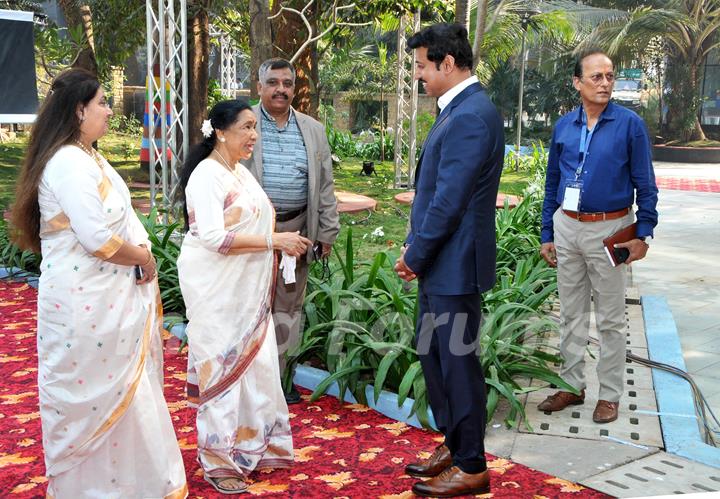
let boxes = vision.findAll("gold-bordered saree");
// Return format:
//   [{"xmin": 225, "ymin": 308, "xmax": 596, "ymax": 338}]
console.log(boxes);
[{"xmin": 37, "ymin": 145, "xmax": 187, "ymax": 498}]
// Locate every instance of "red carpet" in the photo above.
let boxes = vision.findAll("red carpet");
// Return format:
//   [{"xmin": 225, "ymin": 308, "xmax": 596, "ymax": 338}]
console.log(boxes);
[
  {"xmin": 0, "ymin": 280, "xmax": 610, "ymax": 498},
  {"xmin": 656, "ymin": 176, "xmax": 720, "ymax": 192}
]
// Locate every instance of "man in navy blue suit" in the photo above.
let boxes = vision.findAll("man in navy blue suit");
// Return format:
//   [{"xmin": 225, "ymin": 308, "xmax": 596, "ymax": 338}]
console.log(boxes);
[{"xmin": 394, "ymin": 23, "xmax": 504, "ymax": 498}]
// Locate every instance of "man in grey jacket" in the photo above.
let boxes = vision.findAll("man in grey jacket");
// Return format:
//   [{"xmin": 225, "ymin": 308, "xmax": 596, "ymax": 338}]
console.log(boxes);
[{"xmin": 243, "ymin": 58, "xmax": 340, "ymax": 404}]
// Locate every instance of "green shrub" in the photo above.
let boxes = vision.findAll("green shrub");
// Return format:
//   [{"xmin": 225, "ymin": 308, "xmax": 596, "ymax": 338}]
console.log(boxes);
[
  {"xmin": 290, "ymin": 214, "xmax": 568, "ymax": 428},
  {"xmin": 108, "ymin": 115, "xmax": 143, "ymax": 136},
  {"xmin": 327, "ymin": 126, "xmax": 359, "ymax": 158},
  {"xmin": 135, "ymin": 207, "xmax": 186, "ymax": 317},
  {"xmin": 326, "ymin": 123, "xmax": 396, "ymax": 161},
  {"xmin": 0, "ymin": 220, "xmax": 41, "ymax": 276}
]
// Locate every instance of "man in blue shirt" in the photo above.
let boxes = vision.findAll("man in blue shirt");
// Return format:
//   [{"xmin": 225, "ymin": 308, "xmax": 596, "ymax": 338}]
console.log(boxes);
[{"xmin": 538, "ymin": 50, "xmax": 658, "ymax": 424}]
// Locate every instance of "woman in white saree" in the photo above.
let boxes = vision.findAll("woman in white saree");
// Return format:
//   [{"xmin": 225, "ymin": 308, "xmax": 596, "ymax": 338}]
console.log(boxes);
[
  {"xmin": 177, "ymin": 100, "xmax": 308, "ymax": 494},
  {"xmin": 11, "ymin": 69, "xmax": 187, "ymax": 498}
]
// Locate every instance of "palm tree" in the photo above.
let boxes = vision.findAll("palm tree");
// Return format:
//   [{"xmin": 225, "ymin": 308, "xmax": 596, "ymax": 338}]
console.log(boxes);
[
  {"xmin": 583, "ymin": 0, "xmax": 720, "ymax": 141},
  {"xmin": 58, "ymin": 0, "xmax": 98, "ymax": 74},
  {"xmin": 456, "ymin": 0, "xmax": 470, "ymax": 32}
]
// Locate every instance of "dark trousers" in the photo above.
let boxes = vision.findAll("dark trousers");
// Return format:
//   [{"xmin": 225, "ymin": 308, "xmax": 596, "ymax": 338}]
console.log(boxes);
[{"xmin": 416, "ymin": 288, "xmax": 487, "ymax": 474}]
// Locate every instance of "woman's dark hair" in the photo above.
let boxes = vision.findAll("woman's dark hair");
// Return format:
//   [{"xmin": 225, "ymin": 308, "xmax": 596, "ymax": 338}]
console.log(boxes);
[
  {"xmin": 177, "ymin": 99, "xmax": 253, "ymax": 230},
  {"xmin": 407, "ymin": 23, "xmax": 473, "ymax": 71},
  {"xmin": 11, "ymin": 68, "xmax": 100, "ymax": 252}
]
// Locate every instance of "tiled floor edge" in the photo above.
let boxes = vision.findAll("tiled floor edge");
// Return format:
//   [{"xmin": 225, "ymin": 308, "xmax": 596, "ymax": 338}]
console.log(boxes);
[
  {"xmin": 642, "ymin": 294, "xmax": 720, "ymax": 468},
  {"xmin": 0, "ymin": 266, "xmax": 39, "ymax": 288},
  {"xmin": 294, "ymin": 364, "xmax": 438, "ymax": 430}
]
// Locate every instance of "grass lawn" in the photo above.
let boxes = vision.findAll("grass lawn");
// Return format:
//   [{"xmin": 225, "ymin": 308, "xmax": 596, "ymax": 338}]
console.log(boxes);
[
  {"xmin": 0, "ymin": 132, "xmax": 530, "ymax": 261},
  {"xmin": 0, "ymin": 141, "xmax": 25, "ymax": 212}
]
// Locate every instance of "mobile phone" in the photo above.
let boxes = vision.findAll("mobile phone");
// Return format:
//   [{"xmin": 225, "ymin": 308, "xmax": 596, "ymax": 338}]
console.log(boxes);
[
  {"xmin": 134, "ymin": 265, "xmax": 144, "ymax": 280},
  {"xmin": 613, "ymin": 247, "xmax": 630, "ymax": 264},
  {"xmin": 312, "ymin": 242, "xmax": 322, "ymax": 260}
]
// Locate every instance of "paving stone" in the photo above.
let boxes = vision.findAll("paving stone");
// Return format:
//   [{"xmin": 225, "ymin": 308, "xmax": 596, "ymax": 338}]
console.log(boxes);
[
  {"xmin": 527, "ymin": 358, "xmax": 656, "ymax": 393},
  {"xmin": 581, "ymin": 451, "xmax": 720, "ymax": 497},
  {"xmin": 523, "ymin": 302, "xmax": 664, "ymax": 448},
  {"xmin": 625, "ymin": 286, "xmax": 641, "ymax": 305},
  {"xmin": 523, "ymin": 388, "xmax": 663, "ymax": 448},
  {"xmin": 509, "ymin": 433, "xmax": 658, "ymax": 483},
  {"xmin": 484, "ymin": 424, "xmax": 517, "ymax": 459},
  {"xmin": 484, "ymin": 398, "xmax": 520, "ymax": 459}
]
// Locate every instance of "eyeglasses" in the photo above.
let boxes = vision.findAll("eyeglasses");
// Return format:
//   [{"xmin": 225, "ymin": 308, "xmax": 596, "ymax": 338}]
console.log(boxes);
[{"xmin": 582, "ymin": 72, "xmax": 615, "ymax": 85}]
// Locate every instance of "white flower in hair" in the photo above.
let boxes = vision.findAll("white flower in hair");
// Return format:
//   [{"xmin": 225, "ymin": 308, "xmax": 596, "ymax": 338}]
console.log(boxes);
[{"xmin": 200, "ymin": 119, "xmax": 213, "ymax": 138}]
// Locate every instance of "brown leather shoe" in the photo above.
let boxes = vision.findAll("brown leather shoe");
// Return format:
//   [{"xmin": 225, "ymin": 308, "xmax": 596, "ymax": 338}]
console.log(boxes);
[
  {"xmin": 537, "ymin": 389, "xmax": 585, "ymax": 412},
  {"xmin": 593, "ymin": 400, "xmax": 619, "ymax": 423},
  {"xmin": 412, "ymin": 465, "xmax": 490, "ymax": 498},
  {"xmin": 405, "ymin": 444, "xmax": 452, "ymax": 478}
]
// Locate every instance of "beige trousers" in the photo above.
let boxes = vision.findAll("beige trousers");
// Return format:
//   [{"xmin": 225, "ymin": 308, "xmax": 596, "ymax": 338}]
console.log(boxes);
[
  {"xmin": 553, "ymin": 208, "xmax": 633, "ymax": 402},
  {"xmin": 273, "ymin": 211, "xmax": 310, "ymax": 378}
]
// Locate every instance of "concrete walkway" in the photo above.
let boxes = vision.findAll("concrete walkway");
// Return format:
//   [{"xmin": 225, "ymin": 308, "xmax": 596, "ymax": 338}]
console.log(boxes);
[{"xmin": 633, "ymin": 160, "xmax": 720, "ymax": 417}]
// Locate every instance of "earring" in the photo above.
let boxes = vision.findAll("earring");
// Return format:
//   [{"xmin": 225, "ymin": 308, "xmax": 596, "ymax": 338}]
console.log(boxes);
[
  {"xmin": 218, "ymin": 137, "xmax": 226, "ymax": 143},
  {"xmin": 80, "ymin": 116, "xmax": 85, "ymax": 122}
]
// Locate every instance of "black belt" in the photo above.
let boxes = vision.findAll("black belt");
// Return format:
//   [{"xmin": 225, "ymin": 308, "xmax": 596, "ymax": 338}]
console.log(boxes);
[{"xmin": 276, "ymin": 207, "xmax": 306, "ymax": 222}]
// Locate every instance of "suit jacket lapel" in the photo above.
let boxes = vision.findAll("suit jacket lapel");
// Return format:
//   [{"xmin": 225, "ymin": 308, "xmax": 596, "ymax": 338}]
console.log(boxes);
[
  {"xmin": 418, "ymin": 107, "xmax": 451, "ymax": 159},
  {"xmin": 245, "ymin": 104, "xmax": 263, "ymax": 184},
  {"xmin": 415, "ymin": 83, "xmax": 483, "ymax": 179},
  {"xmin": 295, "ymin": 110, "xmax": 317, "ymax": 206}
]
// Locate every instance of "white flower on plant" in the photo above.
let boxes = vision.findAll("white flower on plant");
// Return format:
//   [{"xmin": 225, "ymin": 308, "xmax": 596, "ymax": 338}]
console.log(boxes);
[
  {"xmin": 371, "ymin": 226, "xmax": 384, "ymax": 238},
  {"xmin": 200, "ymin": 119, "xmax": 213, "ymax": 138}
]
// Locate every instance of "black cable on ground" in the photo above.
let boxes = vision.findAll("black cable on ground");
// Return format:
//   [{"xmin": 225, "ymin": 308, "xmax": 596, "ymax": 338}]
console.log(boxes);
[{"xmin": 588, "ymin": 335, "xmax": 719, "ymax": 446}]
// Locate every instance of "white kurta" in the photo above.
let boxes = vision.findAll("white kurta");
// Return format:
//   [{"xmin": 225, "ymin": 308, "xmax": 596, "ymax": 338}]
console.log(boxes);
[
  {"xmin": 36, "ymin": 145, "xmax": 187, "ymax": 499},
  {"xmin": 177, "ymin": 158, "xmax": 294, "ymax": 480}
]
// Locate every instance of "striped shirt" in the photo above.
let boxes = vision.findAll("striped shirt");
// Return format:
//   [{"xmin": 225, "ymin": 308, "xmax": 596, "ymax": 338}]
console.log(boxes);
[{"xmin": 260, "ymin": 106, "xmax": 308, "ymax": 211}]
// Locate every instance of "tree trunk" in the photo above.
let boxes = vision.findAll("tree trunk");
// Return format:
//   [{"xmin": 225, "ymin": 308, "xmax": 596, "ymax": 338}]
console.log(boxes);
[
  {"xmin": 665, "ymin": 54, "xmax": 706, "ymax": 142},
  {"xmin": 187, "ymin": 4, "xmax": 211, "ymax": 145},
  {"xmin": 380, "ymin": 86, "xmax": 385, "ymax": 161},
  {"xmin": 471, "ymin": 0, "xmax": 489, "ymax": 71},
  {"xmin": 249, "ymin": 0, "xmax": 273, "ymax": 100},
  {"xmin": 271, "ymin": 0, "xmax": 318, "ymax": 117},
  {"xmin": 455, "ymin": 0, "xmax": 470, "ymax": 33},
  {"xmin": 689, "ymin": 62, "xmax": 707, "ymax": 141},
  {"xmin": 58, "ymin": 1, "xmax": 98, "ymax": 75}
]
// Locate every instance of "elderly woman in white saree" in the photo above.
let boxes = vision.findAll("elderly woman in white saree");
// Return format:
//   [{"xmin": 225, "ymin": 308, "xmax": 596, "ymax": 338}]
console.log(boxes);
[
  {"xmin": 177, "ymin": 100, "xmax": 309, "ymax": 494},
  {"xmin": 11, "ymin": 69, "xmax": 187, "ymax": 498}
]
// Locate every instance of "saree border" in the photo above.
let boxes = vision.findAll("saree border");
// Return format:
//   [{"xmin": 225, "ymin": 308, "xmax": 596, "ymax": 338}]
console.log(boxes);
[{"xmin": 198, "ymin": 304, "xmax": 271, "ymax": 404}]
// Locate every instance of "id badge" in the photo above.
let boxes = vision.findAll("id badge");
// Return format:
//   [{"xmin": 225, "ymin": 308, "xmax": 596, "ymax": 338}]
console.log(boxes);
[{"xmin": 562, "ymin": 181, "xmax": 583, "ymax": 212}]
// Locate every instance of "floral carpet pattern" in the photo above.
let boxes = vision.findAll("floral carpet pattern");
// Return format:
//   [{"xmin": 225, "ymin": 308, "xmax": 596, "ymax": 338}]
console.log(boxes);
[{"xmin": 0, "ymin": 280, "xmax": 611, "ymax": 498}]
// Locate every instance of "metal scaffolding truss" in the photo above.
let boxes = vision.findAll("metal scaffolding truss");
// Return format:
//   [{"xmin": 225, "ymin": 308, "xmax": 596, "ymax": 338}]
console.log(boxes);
[
  {"xmin": 393, "ymin": 11, "xmax": 421, "ymax": 189},
  {"xmin": 145, "ymin": 0, "xmax": 188, "ymax": 216},
  {"xmin": 209, "ymin": 25, "xmax": 238, "ymax": 98}
]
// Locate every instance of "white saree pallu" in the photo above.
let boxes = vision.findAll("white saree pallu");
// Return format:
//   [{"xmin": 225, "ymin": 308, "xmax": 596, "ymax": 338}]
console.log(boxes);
[
  {"xmin": 177, "ymin": 158, "xmax": 294, "ymax": 480},
  {"xmin": 36, "ymin": 145, "xmax": 187, "ymax": 498}
]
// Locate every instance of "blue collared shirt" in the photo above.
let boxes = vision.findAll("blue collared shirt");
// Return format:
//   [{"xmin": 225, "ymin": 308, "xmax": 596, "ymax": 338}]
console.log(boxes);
[
  {"xmin": 541, "ymin": 102, "xmax": 658, "ymax": 243},
  {"xmin": 260, "ymin": 106, "xmax": 309, "ymax": 211}
]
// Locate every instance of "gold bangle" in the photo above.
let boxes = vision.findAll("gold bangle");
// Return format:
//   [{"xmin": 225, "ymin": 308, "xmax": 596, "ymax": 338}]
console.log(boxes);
[{"xmin": 141, "ymin": 248, "xmax": 152, "ymax": 266}]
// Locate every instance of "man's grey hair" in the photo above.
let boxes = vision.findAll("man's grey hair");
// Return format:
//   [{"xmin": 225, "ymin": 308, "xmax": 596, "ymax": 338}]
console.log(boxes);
[{"xmin": 258, "ymin": 58, "xmax": 296, "ymax": 84}]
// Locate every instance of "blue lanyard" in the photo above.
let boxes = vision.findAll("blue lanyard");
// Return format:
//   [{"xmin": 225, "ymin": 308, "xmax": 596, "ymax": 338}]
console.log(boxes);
[{"xmin": 576, "ymin": 110, "xmax": 597, "ymax": 180}]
